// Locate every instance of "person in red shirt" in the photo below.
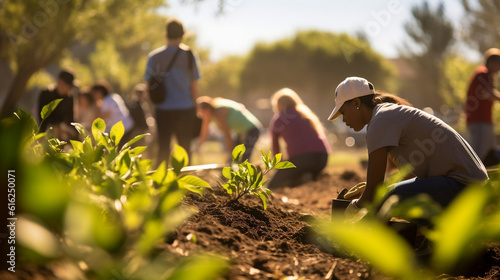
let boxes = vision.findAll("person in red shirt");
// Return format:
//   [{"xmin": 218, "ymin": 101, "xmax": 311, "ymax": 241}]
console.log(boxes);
[{"xmin": 465, "ymin": 48, "xmax": 500, "ymax": 167}]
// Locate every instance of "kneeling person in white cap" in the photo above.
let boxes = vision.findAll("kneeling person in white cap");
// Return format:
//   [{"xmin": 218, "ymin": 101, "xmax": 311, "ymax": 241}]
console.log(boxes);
[{"xmin": 328, "ymin": 77, "xmax": 488, "ymax": 219}]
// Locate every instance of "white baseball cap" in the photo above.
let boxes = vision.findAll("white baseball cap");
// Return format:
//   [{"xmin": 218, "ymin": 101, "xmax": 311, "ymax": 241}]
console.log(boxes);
[{"xmin": 327, "ymin": 77, "xmax": 375, "ymax": 120}]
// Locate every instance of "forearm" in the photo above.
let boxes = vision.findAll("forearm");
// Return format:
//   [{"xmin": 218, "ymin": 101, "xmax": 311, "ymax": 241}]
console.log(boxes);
[
  {"xmin": 190, "ymin": 80, "xmax": 198, "ymax": 104},
  {"xmin": 224, "ymin": 134, "xmax": 233, "ymax": 155},
  {"xmin": 197, "ymin": 118, "xmax": 210, "ymax": 145},
  {"xmin": 482, "ymin": 88, "xmax": 500, "ymax": 102},
  {"xmin": 358, "ymin": 147, "xmax": 388, "ymax": 207}
]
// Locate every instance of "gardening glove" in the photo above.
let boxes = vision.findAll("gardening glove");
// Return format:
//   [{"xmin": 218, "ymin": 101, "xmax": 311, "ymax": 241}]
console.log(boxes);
[
  {"xmin": 345, "ymin": 199, "xmax": 368, "ymax": 222},
  {"xmin": 344, "ymin": 182, "xmax": 366, "ymax": 200}
]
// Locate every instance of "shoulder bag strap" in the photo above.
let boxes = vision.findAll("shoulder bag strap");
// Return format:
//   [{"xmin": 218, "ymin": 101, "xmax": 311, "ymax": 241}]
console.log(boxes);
[{"xmin": 164, "ymin": 47, "xmax": 182, "ymax": 75}]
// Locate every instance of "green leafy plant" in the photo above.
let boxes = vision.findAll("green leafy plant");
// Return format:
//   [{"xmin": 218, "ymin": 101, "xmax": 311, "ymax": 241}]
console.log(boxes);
[
  {"xmin": 324, "ymin": 169, "xmax": 500, "ymax": 279},
  {"xmin": 3, "ymin": 100, "xmax": 226, "ymax": 280},
  {"xmin": 221, "ymin": 144, "xmax": 295, "ymax": 210}
]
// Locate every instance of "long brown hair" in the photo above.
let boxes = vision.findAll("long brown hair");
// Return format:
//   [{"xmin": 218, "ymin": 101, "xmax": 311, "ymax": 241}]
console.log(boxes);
[
  {"xmin": 271, "ymin": 88, "xmax": 326, "ymax": 137},
  {"xmin": 357, "ymin": 90, "xmax": 412, "ymax": 108}
]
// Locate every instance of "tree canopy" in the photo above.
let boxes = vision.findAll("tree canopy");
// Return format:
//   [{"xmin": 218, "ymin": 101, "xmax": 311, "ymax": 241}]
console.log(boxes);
[
  {"xmin": 399, "ymin": 1, "xmax": 454, "ymax": 110},
  {"xmin": 462, "ymin": 0, "xmax": 500, "ymax": 52},
  {"xmin": 237, "ymin": 30, "xmax": 397, "ymax": 121},
  {"xmin": 0, "ymin": 0, "xmax": 167, "ymax": 117}
]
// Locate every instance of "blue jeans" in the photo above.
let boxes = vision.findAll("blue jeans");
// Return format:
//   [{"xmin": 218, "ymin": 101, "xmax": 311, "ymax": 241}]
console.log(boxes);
[{"xmin": 384, "ymin": 176, "xmax": 466, "ymax": 208}]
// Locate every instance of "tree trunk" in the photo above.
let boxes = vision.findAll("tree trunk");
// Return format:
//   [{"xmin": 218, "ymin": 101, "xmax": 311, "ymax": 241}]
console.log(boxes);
[{"xmin": 0, "ymin": 69, "xmax": 36, "ymax": 118}]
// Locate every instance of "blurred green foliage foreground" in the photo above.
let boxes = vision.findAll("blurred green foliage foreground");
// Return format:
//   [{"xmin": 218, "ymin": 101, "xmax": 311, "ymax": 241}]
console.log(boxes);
[
  {"xmin": 0, "ymin": 100, "xmax": 227, "ymax": 279},
  {"xmin": 326, "ymin": 161, "xmax": 500, "ymax": 279}
]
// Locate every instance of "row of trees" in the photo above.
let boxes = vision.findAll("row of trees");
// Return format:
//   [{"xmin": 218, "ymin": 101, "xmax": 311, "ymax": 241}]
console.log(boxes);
[
  {"xmin": 0, "ymin": 1, "xmax": 499, "ymax": 124},
  {"xmin": 400, "ymin": 0, "xmax": 500, "ymax": 121},
  {"xmin": 0, "ymin": 0, "xmax": 172, "ymax": 117}
]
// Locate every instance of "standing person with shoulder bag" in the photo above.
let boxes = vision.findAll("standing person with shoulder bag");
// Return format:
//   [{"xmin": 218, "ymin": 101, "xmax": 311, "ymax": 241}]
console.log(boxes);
[{"xmin": 144, "ymin": 18, "xmax": 201, "ymax": 166}]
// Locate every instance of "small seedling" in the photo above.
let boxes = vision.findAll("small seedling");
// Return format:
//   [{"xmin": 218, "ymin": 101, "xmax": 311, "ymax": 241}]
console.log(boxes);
[{"xmin": 221, "ymin": 144, "xmax": 295, "ymax": 210}]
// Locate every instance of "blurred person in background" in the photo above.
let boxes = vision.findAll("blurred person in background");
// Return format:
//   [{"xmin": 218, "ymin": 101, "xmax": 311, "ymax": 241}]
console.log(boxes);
[
  {"xmin": 76, "ymin": 86, "xmax": 99, "ymax": 133},
  {"xmin": 125, "ymin": 83, "xmax": 156, "ymax": 152},
  {"xmin": 267, "ymin": 88, "xmax": 331, "ymax": 188},
  {"xmin": 37, "ymin": 69, "xmax": 78, "ymax": 141},
  {"xmin": 464, "ymin": 48, "xmax": 500, "ymax": 167},
  {"xmin": 197, "ymin": 96, "xmax": 262, "ymax": 163},
  {"xmin": 144, "ymin": 18, "xmax": 200, "ymax": 165},
  {"xmin": 90, "ymin": 80, "xmax": 135, "ymax": 146}
]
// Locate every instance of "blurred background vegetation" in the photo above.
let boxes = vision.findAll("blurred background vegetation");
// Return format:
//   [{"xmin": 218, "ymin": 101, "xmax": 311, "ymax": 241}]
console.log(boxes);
[{"xmin": 0, "ymin": 0, "xmax": 499, "ymax": 145}]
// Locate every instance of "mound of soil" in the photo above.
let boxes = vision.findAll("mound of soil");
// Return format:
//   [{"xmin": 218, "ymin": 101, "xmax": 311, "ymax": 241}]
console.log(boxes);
[{"xmin": 170, "ymin": 165, "xmax": 500, "ymax": 280}]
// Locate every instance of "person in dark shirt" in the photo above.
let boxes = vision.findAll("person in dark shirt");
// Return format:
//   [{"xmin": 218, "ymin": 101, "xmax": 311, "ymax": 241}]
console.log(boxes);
[{"xmin": 37, "ymin": 69, "xmax": 77, "ymax": 140}]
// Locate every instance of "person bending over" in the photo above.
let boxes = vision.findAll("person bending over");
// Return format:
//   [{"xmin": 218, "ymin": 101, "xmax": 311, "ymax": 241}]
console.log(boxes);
[
  {"xmin": 267, "ymin": 88, "xmax": 331, "ymax": 188},
  {"xmin": 328, "ymin": 77, "xmax": 488, "ymax": 217}
]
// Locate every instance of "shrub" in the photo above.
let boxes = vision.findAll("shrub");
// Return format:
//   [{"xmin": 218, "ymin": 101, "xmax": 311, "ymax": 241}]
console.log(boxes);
[{"xmin": 5, "ymin": 100, "xmax": 226, "ymax": 279}]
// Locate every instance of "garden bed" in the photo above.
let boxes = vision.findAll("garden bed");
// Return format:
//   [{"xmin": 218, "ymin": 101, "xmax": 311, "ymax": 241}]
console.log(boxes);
[{"xmin": 166, "ymin": 165, "xmax": 500, "ymax": 280}]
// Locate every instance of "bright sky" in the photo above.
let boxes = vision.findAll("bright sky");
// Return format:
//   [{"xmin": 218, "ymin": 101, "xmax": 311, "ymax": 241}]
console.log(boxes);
[{"xmin": 165, "ymin": 0, "xmax": 476, "ymax": 62}]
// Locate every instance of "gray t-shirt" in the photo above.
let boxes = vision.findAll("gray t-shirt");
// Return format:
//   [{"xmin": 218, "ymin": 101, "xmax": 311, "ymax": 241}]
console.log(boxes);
[{"xmin": 366, "ymin": 103, "xmax": 488, "ymax": 185}]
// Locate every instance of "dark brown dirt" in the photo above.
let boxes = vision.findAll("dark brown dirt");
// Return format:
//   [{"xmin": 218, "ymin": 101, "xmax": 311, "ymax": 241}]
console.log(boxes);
[{"xmin": 169, "ymin": 165, "xmax": 500, "ymax": 280}]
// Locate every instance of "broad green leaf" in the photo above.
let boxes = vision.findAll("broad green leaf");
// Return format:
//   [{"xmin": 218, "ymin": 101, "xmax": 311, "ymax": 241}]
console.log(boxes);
[
  {"xmin": 159, "ymin": 187, "xmax": 185, "ymax": 214},
  {"xmin": 70, "ymin": 140, "xmax": 84, "ymax": 154},
  {"xmin": 80, "ymin": 137, "xmax": 95, "ymax": 166},
  {"xmin": 151, "ymin": 161, "xmax": 168, "ymax": 186},
  {"xmin": 92, "ymin": 118, "xmax": 106, "ymax": 133},
  {"xmin": 90, "ymin": 207, "xmax": 125, "ymax": 253},
  {"xmin": 136, "ymin": 218, "xmax": 164, "ymax": 255},
  {"xmin": 431, "ymin": 185, "xmax": 489, "ymax": 272},
  {"xmin": 110, "ymin": 121, "xmax": 125, "ymax": 146},
  {"xmin": 374, "ymin": 165, "xmax": 413, "ymax": 204},
  {"xmin": 481, "ymin": 210, "xmax": 500, "ymax": 239},
  {"xmin": 121, "ymin": 134, "xmax": 149, "ymax": 150},
  {"xmin": 223, "ymin": 182, "xmax": 234, "ymax": 195},
  {"xmin": 260, "ymin": 150, "xmax": 267, "ymax": 158},
  {"xmin": 93, "ymin": 145, "xmax": 105, "ymax": 163},
  {"xmin": 171, "ymin": 145, "xmax": 189, "ymax": 174},
  {"xmin": 167, "ymin": 254, "xmax": 227, "ymax": 280},
  {"xmin": 232, "ymin": 144, "xmax": 245, "ymax": 162},
  {"xmin": 253, "ymin": 191, "xmax": 268, "ymax": 210},
  {"xmin": 248, "ymin": 163, "xmax": 257, "ymax": 180},
  {"xmin": 92, "ymin": 118, "xmax": 106, "ymax": 146},
  {"xmin": 222, "ymin": 167, "xmax": 232, "ymax": 179},
  {"xmin": 274, "ymin": 161, "xmax": 296, "ymax": 169},
  {"xmin": 20, "ymin": 163, "xmax": 69, "ymax": 226},
  {"xmin": 123, "ymin": 187, "xmax": 152, "ymax": 229},
  {"xmin": 40, "ymin": 99, "xmax": 62, "ymax": 122},
  {"xmin": 17, "ymin": 217, "xmax": 60, "ymax": 259},
  {"xmin": 16, "ymin": 109, "xmax": 38, "ymax": 135},
  {"xmin": 130, "ymin": 146, "xmax": 147, "ymax": 156},
  {"xmin": 179, "ymin": 184, "xmax": 204, "ymax": 195},
  {"xmin": 118, "ymin": 151, "xmax": 132, "ymax": 176},
  {"xmin": 388, "ymin": 194, "xmax": 442, "ymax": 222},
  {"xmin": 71, "ymin": 122, "xmax": 88, "ymax": 138},
  {"xmin": 251, "ymin": 172, "xmax": 263, "ymax": 189},
  {"xmin": 324, "ymin": 220, "xmax": 419, "ymax": 280},
  {"xmin": 178, "ymin": 175, "xmax": 211, "ymax": 189},
  {"xmin": 272, "ymin": 153, "xmax": 282, "ymax": 165}
]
